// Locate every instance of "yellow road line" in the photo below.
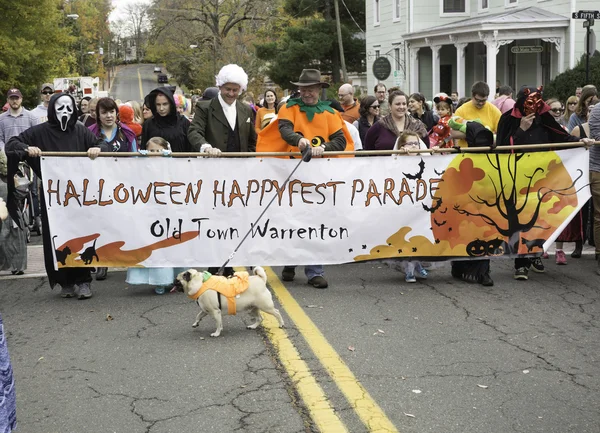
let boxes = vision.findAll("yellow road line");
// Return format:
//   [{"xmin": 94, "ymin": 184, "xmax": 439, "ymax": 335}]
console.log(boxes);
[
  {"xmin": 137, "ymin": 68, "xmax": 144, "ymax": 100},
  {"xmin": 264, "ymin": 267, "xmax": 399, "ymax": 433},
  {"xmin": 234, "ymin": 267, "xmax": 348, "ymax": 432}
]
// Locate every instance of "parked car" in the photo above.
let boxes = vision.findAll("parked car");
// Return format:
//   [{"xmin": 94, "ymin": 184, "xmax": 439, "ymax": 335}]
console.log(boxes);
[
  {"xmin": 157, "ymin": 74, "xmax": 168, "ymax": 83},
  {"xmin": 153, "ymin": 66, "xmax": 161, "ymax": 73}
]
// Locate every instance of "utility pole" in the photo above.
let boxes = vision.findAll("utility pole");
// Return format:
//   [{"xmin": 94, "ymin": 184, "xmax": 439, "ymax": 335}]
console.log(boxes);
[{"xmin": 333, "ymin": 0, "xmax": 348, "ymax": 83}]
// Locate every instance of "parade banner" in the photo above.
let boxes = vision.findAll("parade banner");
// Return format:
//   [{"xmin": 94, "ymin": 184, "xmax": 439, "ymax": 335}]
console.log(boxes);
[{"xmin": 41, "ymin": 149, "xmax": 590, "ymax": 269}]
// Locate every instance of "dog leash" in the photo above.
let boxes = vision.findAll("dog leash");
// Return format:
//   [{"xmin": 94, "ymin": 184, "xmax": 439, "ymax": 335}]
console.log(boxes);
[{"xmin": 216, "ymin": 146, "xmax": 313, "ymax": 276}]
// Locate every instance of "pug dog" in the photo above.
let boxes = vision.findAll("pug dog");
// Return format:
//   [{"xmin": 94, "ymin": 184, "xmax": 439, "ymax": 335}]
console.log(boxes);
[{"xmin": 174, "ymin": 267, "xmax": 284, "ymax": 337}]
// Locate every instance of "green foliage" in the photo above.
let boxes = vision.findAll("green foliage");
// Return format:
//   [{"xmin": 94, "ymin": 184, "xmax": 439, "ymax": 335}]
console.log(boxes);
[
  {"xmin": 255, "ymin": 18, "xmax": 365, "ymax": 90},
  {"xmin": 544, "ymin": 52, "xmax": 600, "ymax": 102},
  {"xmin": 0, "ymin": 0, "xmax": 75, "ymax": 107}
]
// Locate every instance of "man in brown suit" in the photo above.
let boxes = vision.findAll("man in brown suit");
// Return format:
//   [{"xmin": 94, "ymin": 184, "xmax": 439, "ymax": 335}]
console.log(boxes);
[{"xmin": 188, "ymin": 64, "xmax": 256, "ymax": 155}]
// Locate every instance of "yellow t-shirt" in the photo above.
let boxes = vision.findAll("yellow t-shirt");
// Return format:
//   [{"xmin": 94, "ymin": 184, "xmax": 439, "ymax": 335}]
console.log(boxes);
[{"xmin": 454, "ymin": 101, "xmax": 501, "ymax": 147}]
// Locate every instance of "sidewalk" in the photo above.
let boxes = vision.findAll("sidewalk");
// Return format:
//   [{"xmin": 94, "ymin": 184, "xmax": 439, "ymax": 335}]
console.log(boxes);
[{"xmin": 0, "ymin": 242, "xmax": 595, "ymax": 281}]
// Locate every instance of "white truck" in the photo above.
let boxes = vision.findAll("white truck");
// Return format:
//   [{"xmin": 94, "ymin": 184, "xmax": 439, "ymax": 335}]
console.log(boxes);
[{"xmin": 53, "ymin": 77, "xmax": 100, "ymax": 100}]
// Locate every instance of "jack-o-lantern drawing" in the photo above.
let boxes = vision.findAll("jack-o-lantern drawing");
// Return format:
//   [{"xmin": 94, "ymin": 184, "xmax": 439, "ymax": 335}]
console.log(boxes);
[
  {"xmin": 466, "ymin": 239, "xmax": 488, "ymax": 257},
  {"xmin": 487, "ymin": 238, "xmax": 506, "ymax": 256}
]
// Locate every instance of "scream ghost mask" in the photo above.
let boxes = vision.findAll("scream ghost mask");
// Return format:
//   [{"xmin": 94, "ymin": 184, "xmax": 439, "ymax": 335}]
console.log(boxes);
[{"xmin": 55, "ymin": 95, "xmax": 74, "ymax": 131}]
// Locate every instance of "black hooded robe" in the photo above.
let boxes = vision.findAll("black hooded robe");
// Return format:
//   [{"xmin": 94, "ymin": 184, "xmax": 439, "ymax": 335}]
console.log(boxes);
[
  {"xmin": 5, "ymin": 93, "xmax": 108, "ymax": 289},
  {"xmin": 141, "ymin": 87, "xmax": 191, "ymax": 152}
]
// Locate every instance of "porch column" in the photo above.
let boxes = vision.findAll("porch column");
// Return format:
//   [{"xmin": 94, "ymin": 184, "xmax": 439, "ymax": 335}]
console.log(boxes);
[
  {"xmin": 454, "ymin": 41, "xmax": 467, "ymax": 98},
  {"xmin": 409, "ymin": 45, "xmax": 420, "ymax": 93},
  {"xmin": 542, "ymin": 37, "xmax": 565, "ymax": 74},
  {"xmin": 427, "ymin": 38, "xmax": 441, "ymax": 97},
  {"xmin": 479, "ymin": 31, "xmax": 513, "ymax": 100}
]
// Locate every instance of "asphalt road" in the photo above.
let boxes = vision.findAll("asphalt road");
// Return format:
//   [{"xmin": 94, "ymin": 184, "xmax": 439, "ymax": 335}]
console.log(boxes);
[
  {"xmin": 1, "ymin": 254, "xmax": 599, "ymax": 432},
  {"xmin": 109, "ymin": 63, "xmax": 168, "ymax": 102}
]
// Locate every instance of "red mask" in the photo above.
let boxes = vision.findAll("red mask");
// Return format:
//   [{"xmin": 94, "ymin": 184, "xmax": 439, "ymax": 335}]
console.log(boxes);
[{"xmin": 522, "ymin": 87, "xmax": 544, "ymax": 115}]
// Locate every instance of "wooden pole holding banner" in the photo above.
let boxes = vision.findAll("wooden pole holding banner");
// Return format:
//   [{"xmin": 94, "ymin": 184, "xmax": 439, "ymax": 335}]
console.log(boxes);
[{"xmin": 38, "ymin": 141, "xmax": 600, "ymax": 158}]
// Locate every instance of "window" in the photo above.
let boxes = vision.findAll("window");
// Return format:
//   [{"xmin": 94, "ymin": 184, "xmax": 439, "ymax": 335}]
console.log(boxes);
[
  {"xmin": 505, "ymin": 0, "xmax": 517, "ymax": 6},
  {"xmin": 481, "ymin": 0, "xmax": 489, "ymax": 10},
  {"xmin": 393, "ymin": 0, "xmax": 401, "ymax": 21},
  {"xmin": 375, "ymin": 49, "xmax": 380, "ymax": 59},
  {"xmin": 443, "ymin": 0, "xmax": 465, "ymax": 13},
  {"xmin": 374, "ymin": 0, "xmax": 380, "ymax": 25},
  {"xmin": 395, "ymin": 48, "xmax": 401, "ymax": 70}
]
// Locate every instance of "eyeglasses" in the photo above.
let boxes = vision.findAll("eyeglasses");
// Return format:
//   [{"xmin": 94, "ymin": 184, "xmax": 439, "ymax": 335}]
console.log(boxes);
[
  {"xmin": 550, "ymin": 108, "xmax": 564, "ymax": 113},
  {"xmin": 41, "ymin": 91, "xmax": 53, "ymax": 95},
  {"xmin": 473, "ymin": 96, "xmax": 487, "ymax": 104},
  {"xmin": 370, "ymin": 105, "xmax": 380, "ymax": 109}
]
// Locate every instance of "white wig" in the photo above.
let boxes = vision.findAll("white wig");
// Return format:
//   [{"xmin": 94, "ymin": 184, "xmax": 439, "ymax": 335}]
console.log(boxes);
[{"xmin": 215, "ymin": 64, "xmax": 248, "ymax": 91}]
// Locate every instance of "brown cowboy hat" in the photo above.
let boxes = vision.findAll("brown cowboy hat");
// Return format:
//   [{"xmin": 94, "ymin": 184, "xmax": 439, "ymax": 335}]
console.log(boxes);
[{"xmin": 290, "ymin": 69, "xmax": 330, "ymax": 88}]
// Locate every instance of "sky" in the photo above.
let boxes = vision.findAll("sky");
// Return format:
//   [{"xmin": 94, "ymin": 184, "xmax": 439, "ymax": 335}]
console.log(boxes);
[{"xmin": 109, "ymin": 0, "xmax": 151, "ymax": 23}]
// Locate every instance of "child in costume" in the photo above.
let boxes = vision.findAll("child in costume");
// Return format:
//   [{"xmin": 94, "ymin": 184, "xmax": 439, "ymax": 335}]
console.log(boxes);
[
  {"xmin": 428, "ymin": 95, "xmax": 454, "ymax": 148},
  {"xmin": 395, "ymin": 132, "xmax": 429, "ymax": 283},
  {"xmin": 126, "ymin": 137, "xmax": 185, "ymax": 294}
]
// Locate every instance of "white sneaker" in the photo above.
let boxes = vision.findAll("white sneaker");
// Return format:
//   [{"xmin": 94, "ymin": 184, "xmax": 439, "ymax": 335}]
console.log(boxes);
[{"xmin": 405, "ymin": 272, "xmax": 416, "ymax": 283}]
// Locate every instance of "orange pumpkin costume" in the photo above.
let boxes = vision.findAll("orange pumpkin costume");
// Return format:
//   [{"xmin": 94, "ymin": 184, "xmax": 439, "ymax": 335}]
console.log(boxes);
[
  {"xmin": 256, "ymin": 99, "xmax": 354, "ymax": 157},
  {"xmin": 188, "ymin": 271, "xmax": 250, "ymax": 315}
]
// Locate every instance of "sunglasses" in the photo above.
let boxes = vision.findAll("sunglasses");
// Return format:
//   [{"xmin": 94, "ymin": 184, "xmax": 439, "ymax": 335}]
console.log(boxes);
[
  {"xmin": 41, "ymin": 91, "xmax": 53, "ymax": 95},
  {"xmin": 370, "ymin": 105, "xmax": 380, "ymax": 109},
  {"xmin": 568, "ymin": 102, "xmax": 577, "ymax": 105},
  {"xmin": 550, "ymin": 108, "xmax": 564, "ymax": 113}
]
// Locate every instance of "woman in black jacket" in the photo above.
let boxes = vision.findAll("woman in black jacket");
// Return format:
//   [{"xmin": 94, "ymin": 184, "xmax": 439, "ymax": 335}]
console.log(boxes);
[
  {"xmin": 141, "ymin": 87, "xmax": 191, "ymax": 152},
  {"xmin": 353, "ymin": 96, "xmax": 380, "ymax": 145}
]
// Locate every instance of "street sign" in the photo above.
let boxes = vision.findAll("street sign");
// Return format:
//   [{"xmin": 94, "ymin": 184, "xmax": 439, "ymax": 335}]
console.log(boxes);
[
  {"xmin": 585, "ymin": 29, "xmax": 597, "ymax": 55},
  {"xmin": 572, "ymin": 10, "xmax": 600, "ymax": 20},
  {"xmin": 510, "ymin": 46, "xmax": 543, "ymax": 54},
  {"xmin": 372, "ymin": 57, "xmax": 391, "ymax": 81}
]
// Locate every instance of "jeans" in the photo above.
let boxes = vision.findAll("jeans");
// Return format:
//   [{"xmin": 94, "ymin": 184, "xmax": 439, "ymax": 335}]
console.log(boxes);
[{"xmin": 284, "ymin": 265, "xmax": 324, "ymax": 279}]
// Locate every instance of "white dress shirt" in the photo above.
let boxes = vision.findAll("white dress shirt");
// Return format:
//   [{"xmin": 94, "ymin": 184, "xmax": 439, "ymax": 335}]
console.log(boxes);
[{"xmin": 217, "ymin": 93, "xmax": 237, "ymax": 130}]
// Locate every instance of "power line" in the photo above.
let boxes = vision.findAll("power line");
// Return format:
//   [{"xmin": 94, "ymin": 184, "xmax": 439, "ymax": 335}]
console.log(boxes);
[{"xmin": 340, "ymin": 0, "xmax": 364, "ymax": 33}]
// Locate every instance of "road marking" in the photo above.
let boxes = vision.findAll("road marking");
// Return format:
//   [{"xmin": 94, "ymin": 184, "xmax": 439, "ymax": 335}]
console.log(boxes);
[
  {"xmin": 137, "ymin": 68, "xmax": 144, "ymax": 100},
  {"xmin": 233, "ymin": 267, "xmax": 347, "ymax": 431},
  {"xmin": 264, "ymin": 266, "xmax": 400, "ymax": 433}
]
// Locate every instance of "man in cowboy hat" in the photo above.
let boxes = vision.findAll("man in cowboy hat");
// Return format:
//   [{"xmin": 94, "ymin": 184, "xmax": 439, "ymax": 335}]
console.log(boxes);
[{"xmin": 258, "ymin": 68, "xmax": 352, "ymax": 289}]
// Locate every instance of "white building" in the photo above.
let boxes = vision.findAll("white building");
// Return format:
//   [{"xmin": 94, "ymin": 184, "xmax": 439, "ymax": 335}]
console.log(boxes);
[{"xmin": 366, "ymin": 0, "xmax": 598, "ymax": 99}]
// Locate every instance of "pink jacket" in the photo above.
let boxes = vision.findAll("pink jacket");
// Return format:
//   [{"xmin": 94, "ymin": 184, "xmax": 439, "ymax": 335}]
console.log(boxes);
[{"xmin": 493, "ymin": 95, "xmax": 515, "ymax": 114}]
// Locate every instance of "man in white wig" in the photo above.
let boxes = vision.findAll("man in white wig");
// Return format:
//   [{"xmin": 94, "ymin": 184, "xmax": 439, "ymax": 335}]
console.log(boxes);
[
  {"xmin": 188, "ymin": 63, "xmax": 257, "ymax": 156},
  {"xmin": 188, "ymin": 64, "xmax": 257, "ymax": 277}
]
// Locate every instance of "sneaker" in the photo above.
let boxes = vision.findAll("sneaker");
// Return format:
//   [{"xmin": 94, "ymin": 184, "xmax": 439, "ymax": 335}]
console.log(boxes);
[
  {"xmin": 95, "ymin": 267, "xmax": 108, "ymax": 281},
  {"xmin": 478, "ymin": 272, "xmax": 494, "ymax": 287},
  {"xmin": 77, "ymin": 282, "xmax": 93, "ymax": 299},
  {"xmin": 60, "ymin": 285, "xmax": 76, "ymax": 298},
  {"xmin": 530, "ymin": 257, "xmax": 545, "ymax": 273},
  {"xmin": 514, "ymin": 267, "xmax": 529, "ymax": 280},
  {"xmin": 307, "ymin": 276, "xmax": 328, "ymax": 289},
  {"xmin": 555, "ymin": 250, "xmax": 567, "ymax": 265},
  {"xmin": 281, "ymin": 267, "xmax": 295, "ymax": 282},
  {"xmin": 414, "ymin": 263, "xmax": 428, "ymax": 279},
  {"xmin": 571, "ymin": 248, "xmax": 582, "ymax": 259},
  {"xmin": 542, "ymin": 252, "xmax": 549, "ymax": 259},
  {"xmin": 10, "ymin": 270, "xmax": 24, "ymax": 276},
  {"xmin": 154, "ymin": 286, "xmax": 166, "ymax": 295},
  {"xmin": 405, "ymin": 272, "xmax": 416, "ymax": 283}
]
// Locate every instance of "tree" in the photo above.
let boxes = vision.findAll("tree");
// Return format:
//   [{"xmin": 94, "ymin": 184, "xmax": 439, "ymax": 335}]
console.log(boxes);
[
  {"xmin": 121, "ymin": 2, "xmax": 151, "ymax": 61},
  {"xmin": 544, "ymin": 52, "xmax": 600, "ymax": 102},
  {"xmin": 0, "ymin": 0, "xmax": 74, "ymax": 107},
  {"xmin": 452, "ymin": 153, "xmax": 582, "ymax": 253},
  {"xmin": 255, "ymin": 0, "xmax": 365, "ymax": 88}
]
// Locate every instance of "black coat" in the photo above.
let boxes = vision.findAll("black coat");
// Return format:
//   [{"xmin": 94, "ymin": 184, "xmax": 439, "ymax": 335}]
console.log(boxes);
[
  {"xmin": 5, "ymin": 93, "xmax": 107, "ymax": 288},
  {"xmin": 141, "ymin": 87, "xmax": 191, "ymax": 152}
]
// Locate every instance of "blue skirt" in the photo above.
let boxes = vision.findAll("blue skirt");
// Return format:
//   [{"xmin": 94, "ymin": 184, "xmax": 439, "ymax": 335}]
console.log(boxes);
[
  {"xmin": 126, "ymin": 267, "xmax": 186, "ymax": 287},
  {"xmin": 0, "ymin": 313, "xmax": 17, "ymax": 433}
]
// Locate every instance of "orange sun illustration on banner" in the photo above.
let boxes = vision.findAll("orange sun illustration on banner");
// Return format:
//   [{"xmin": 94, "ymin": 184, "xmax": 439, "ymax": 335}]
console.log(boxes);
[{"xmin": 354, "ymin": 152, "xmax": 580, "ymax": 262}]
